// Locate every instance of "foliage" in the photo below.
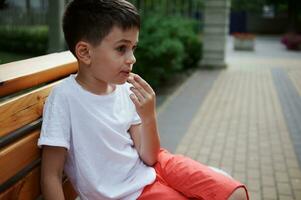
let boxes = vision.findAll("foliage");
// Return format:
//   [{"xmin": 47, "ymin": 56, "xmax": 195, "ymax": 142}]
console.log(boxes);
[
  {"xmin": 133, "ymin": 15, "xmax": 202, "ymax": 88},
  {"xmin": 0, "ymin": 51, "xmax": 33, "ymax": 64},
  {"xmin": 128, "ymin": 0, "xmax": 204, "ymax": 16},
  {"xmin": 231, "ymin": 0, "xmax": 265, "ymax": 12},
  {"xmin": 0, "ymin": 26, "xmax": 48, "ymax": 55},
  {"xmin": 231, "ymin": 0, "xmax": 300, "ymax": 14},
  {"xmin": 231, "ymin": 0, "xmax": 301, "ymax": 32},
  {"xmin": 0, "ymin": 0, "xmax": 8, "ymax": 9},
  {"xmin": 0, "ymin": 15, "xmax": 202, "ymax": 90}
]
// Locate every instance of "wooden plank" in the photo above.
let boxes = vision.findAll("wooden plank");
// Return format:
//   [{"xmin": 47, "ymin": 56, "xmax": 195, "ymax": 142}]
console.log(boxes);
[
  {"xmin": 0, "ymin": 167, "xmax": 41, "ymax": 200},
  {"xmin": 0, "ymin": 51, "xmax": 77, "ymax": 97},
  {"xmin": 0, "ymin": 167, "xmax": 77, "ymax": 200},
  {"xmin": 17, "ymin": 167, "xmax": 40, "ymax": 200},
  {"xmin": 0, "ymin": 130, "xmax": 40, "ymax": 185},
  {"xmin": 0, "ymin": 82, "xmax": 60, "ymax": 137}
]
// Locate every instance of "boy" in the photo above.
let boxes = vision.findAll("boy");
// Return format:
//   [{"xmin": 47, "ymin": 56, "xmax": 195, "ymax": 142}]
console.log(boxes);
[{"xmin": 38, "ymin": 0, "xmax": 249, "ymax": 199}]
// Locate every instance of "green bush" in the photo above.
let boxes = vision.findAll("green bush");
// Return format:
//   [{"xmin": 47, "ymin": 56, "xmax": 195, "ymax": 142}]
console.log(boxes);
[
  {"xmin": 134, "ymin": 15, "xmax": 202, "ymax": 88},
  {"xmin": 0, "ymin": 17, "xmax": 202, "ymax": 89},
  {"xmin": 0, "ymin": 26, "xmax": 48, "ymax": 55},
  {"xmin": 159, "ymin": 16, "xmax": 202, "ymax": 69}
]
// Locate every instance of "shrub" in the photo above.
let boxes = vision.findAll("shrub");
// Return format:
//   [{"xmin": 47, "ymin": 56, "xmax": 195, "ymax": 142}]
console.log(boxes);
[
  {"xmin": 158, "ymin": 16, "xmax": 202, "ymax": 70},
  {"xmin": 134, "ymin": 15, "xmax": 202, "ymax": 88},
  {"xmin": 0, "ymin": 26, "xmax": 48, "ymax": 55},
  {"xmin": 281, "ymin": 33, "xmax": 301, "ymax": 51}
]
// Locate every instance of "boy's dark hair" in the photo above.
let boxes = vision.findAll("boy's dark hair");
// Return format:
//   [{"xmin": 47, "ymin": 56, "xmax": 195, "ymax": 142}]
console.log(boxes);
[{"xmin": 63, "ymin": 0, "xmax": 140, "ymax": 56}]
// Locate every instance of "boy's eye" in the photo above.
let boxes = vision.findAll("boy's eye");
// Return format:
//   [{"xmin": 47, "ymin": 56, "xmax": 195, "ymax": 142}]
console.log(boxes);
[
  {"xmin": 132, "ymin": 45, "xmax": 137, "ymax": 52},
  {"xmin": 116, "ymin": 45, "xmax": 127, "ymax": 53}
]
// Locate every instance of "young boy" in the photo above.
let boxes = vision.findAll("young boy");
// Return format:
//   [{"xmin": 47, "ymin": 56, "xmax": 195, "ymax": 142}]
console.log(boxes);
[{"xmin": 38, "ymin": 0, "xmax": 249, "ymax": 199}]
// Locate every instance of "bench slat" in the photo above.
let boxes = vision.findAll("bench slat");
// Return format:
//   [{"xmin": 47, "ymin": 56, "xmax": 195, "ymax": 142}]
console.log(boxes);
[
  {"xmin": 0, "ymin": 167, "xmax": 40, "ymax": 200},
  {"xmin": 0, "ymin": 167, "xmax": 77, "ymax": 200},
  {"xmin": 0, "ymin": 130, "xmax": 40, "ymax": 185},
  {"xmin": 0, "ymin": 51, "xmax": 77, "ymax": 97},
  {"xmin": 0, "ymin": 82, "xmax": 59, "ymax": 137},
  {"xmin": 0, "ymin": 51, "xmax": 78, "ymax": 199}
]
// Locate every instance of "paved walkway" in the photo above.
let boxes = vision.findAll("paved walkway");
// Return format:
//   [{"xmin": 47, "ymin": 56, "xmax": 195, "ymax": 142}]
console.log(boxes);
[{"xmin": 157, "ymin": 36, "xmax": 301, "ymax": 200}]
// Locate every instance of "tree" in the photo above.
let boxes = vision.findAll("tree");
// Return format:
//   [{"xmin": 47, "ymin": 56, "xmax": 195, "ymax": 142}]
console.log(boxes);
[
  {"xmin": 0, "ymin": 0, "xmax": 8, "ymax": 9},
  {"xmin": 231, "ymin": 0, "xmax": 301, "ymax": 32},
  {"xmin": 266, "ymin": 0, "xmax": 300, "ymax": 32},
  {"xmin": 231, "ymin": 0, "xmax": 264, "ymax": 12}
]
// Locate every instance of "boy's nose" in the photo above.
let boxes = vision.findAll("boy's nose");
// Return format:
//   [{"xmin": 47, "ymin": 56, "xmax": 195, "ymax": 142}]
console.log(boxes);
[{"xmin": 126, "ymin": 52, "xmax": 136, "ymax": 65}]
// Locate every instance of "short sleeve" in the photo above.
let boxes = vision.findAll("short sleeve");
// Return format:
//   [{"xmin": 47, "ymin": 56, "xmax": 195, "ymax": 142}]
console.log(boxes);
[
  {"xmin": 38, "ymin": 88, "xmax": 71, "ymax": 150},
  {"xmin": 131, "ymin": 110, "xmax": 141, "ymax": 125},
  {"xmin": 124, "ymin": 82, "xmax": 142, "ymax": 125}
]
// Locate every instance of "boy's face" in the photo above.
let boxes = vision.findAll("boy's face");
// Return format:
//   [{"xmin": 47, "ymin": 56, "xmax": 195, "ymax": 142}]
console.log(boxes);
[{"xmin": 85, "ymin": 26, "xmax": 139, "ymax": 85}]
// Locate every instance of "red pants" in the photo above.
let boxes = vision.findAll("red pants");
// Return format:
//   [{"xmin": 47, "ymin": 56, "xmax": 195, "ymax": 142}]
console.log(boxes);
[{"xmin": 138, "ymin": 149, "xmax": 249, "ymax": 200}]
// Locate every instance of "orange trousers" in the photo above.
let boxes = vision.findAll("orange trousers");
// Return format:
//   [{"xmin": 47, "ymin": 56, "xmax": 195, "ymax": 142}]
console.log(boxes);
[{"xmin": 138, "ymin": 149, "xmax": 249, "ymax": 200}]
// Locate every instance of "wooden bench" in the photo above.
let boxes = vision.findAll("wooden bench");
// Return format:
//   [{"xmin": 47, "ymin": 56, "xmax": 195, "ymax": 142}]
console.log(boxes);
[{"xmin": 0, "ymin": 51, "xmax": 79, "ymax": 199}]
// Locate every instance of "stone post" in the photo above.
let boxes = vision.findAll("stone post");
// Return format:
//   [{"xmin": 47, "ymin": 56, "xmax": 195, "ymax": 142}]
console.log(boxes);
[
  {"xmin": 201, "ymin": 0, "xmax": 230, "ymax": 69},
  {"xmin": 47, "ymin": 0, "xmax": 65, "ymax": 53}
]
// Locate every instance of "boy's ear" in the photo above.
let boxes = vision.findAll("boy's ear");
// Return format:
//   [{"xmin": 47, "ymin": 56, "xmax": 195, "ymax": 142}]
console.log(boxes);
[{"xmin": 75, "ymin": 41, "xmax": 91, "ymax": 65}]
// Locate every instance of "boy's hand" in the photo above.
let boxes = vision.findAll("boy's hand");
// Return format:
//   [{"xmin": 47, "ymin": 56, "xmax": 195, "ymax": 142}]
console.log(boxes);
[{"xmin": 127, "ymin": 73, "xmax": 156, "ymax": 123}]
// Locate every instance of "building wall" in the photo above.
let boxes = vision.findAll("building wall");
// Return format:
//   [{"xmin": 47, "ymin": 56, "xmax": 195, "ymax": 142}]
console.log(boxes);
[
  {"xmin": 230, "ymin": 11, "xmax": 301, "ymax": 34},
  {"xmin": 247, "ymin": 13, "xmax": 301, "ymax": 34}
]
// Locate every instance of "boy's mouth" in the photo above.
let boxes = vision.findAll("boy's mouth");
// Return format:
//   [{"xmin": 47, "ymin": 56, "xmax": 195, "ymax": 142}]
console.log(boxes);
[{"xmin": 120, "ymin": 70, "xmax": 131, "ymax": 77}]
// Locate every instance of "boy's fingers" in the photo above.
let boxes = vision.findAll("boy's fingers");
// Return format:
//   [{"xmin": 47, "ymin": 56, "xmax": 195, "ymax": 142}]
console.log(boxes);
[
  {"xmin": 130, "ymin": 94, "xmax": 140, "ymax": 107},
  {"xmin": 134, "ymin": 74, "xmax": 154, "ymax": 94},
  {"xmin": 127, "ymin": 76, "xmax": 148, "ymax": 98},
  {"xmin": 129, "ymin": 73, "xmax": 154, "ymax": 94},
  {"xmin": 130, "ymin": 87, "xmax": 144, "ymax": 102}
]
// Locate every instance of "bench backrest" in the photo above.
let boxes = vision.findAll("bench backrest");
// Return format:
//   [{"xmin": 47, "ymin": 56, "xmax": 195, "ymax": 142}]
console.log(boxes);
[{"xmin": 0, "ymin": 51, "xmax": 78, "ymax": 199}]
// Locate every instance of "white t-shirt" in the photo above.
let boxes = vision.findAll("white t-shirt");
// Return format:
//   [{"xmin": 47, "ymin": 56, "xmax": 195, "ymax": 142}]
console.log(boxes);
[{"xmin": 38, "ymin": 75, "xmax": 156, "ymax": 200}]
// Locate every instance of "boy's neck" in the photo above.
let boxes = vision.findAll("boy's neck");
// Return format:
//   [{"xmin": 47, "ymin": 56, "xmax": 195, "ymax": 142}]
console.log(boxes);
[{"xmin": 75, "ymin": 71, "xmax": 115, "ymax": 96}]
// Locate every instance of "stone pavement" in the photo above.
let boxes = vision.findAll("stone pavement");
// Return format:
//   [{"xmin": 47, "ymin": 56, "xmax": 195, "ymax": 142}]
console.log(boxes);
[{"xmin": 157, "ymin": 36, "xmax": 301, "ymax": 200}]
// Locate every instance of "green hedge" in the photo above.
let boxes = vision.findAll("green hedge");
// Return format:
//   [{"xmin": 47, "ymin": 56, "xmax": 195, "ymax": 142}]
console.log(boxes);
[
  {"xmin": 0, "ymin": 17, "xmax": 202, "ymax": 89},
  {"xmin": 134, "ymin": 15, "xmax": 202, "ymax": 88},
  {"xmin": 0, "ymin": 26, "xmax": 48, "ymax": 55}
]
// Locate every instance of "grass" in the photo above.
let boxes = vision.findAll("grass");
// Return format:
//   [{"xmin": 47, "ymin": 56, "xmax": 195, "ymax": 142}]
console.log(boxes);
[{"xmin": 0, "ymin": 51, "xmax": 34, "ymax": 64}]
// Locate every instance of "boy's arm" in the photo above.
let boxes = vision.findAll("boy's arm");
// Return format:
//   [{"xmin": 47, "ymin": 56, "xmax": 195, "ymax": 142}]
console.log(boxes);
[
  {"xmin": 128, "ymin": 73, "xmax": 160, "ymax": 166},
  {"xmin": 41, "ymin": 146, "xmax": 67, "ymax": 200}
]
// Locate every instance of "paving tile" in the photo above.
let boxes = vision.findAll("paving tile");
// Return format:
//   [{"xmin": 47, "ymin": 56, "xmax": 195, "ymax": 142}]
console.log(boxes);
[
  {"xmin": 171, "ymin": 36, "xmax": 301, "ymax": 200},
  {"xmin": 279, "ymin": 195, "xmax": 295, "ymax": 200},
  {"xmin": 291, "ymin": 178, "xmax": 301, "ymax": 190},
  {"xmin": 210, "ymin": 153, "xmax": 222, "ymax": 161},
  {"xmin": 286, "ymin": 159, "xmax": 300, "ymax": 168},
  {"xmin": 275, "ymin": 171, "xmax": 290, "ymax": 183},
  {"xmin": 247, "ymin": 160, "xmax": 259, "ymax": 169},
  {"xmin": 260, "ymin": 156, "xmax": 273, "ymax": 165},
  {"xmin": 234, "ymin": 162, "xmax": 246, "ymax": 173},
  {"xmin": 294, "ymin": 190, "xmax": 301, "ymax": 200},
  {"xmin": 233, "ymin": 172, "xmax": 247, "ymax": 184},
  {"xmin": 261, "ymin": 166, "xmax": 274, "ymax": 176},
  {"xmin": 261, "ymin": 175, "xmax": 276, "ymax": 187},
  {"xmin": 196, "ymin": 153, "xmax": 209, "ymax": 164},
  {"xmin": 262, "ymin": 186, "xmax": 278, "ymax": 199},
  {"xmin": 248, "ymin": 190, "xmax": 262, "ymax": 200},
  {"xmin": 277, "ymin": 182, "xmax": 293, "ymax": 196},
  {"xmin": 288, "ymin": 168, "xmax": 301, "ymax": 179},
  {"xmin": 247, "ymin": 179, "xmax": 261, "ymax": 192},
  {"xmin": 247, "ymin": 169, "xmax": 260, "ymax": 180}
]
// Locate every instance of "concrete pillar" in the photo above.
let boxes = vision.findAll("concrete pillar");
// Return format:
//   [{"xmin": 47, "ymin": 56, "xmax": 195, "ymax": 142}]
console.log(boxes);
[
  {"xmin": 47, "ymin": 0, "xmax": 65, "ymax": 53},
  {"xmin": 201, "ymin": 0, "xmax": 230, "ymax": 69}
]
